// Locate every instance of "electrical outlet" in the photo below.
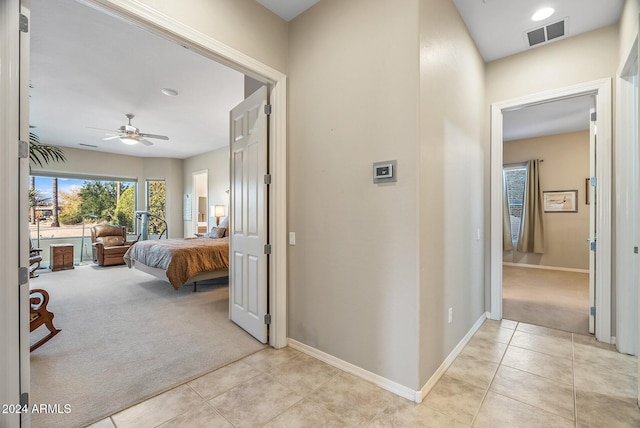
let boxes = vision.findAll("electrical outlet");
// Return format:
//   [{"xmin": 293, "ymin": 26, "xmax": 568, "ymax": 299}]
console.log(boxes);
[
  {"xmin": 289, "ymin": 232, "xmax": 296, "ymax": 245},
  {"xmin": 448, "ymin": 307, "xmax": 453, "ymax": 324}
]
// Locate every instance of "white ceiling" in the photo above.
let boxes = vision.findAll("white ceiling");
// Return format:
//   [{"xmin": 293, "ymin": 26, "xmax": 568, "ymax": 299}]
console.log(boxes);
[
  {"xmin": 30, "ymin": 0, "xmax": 245, "ymax": 159},
  {"xmin": 256, "ymin": 0, "xmax": 321, "ymax": 21},
  {"xmin": 503, "ymin": 95, "xmax": 595, "ymax": 142},
  {"xmin": 453, "ymin": 0, "xmax": 624, "ymax": 62},
  {"xmin": 29, "ymin": 0, "xmax": 624, "ymax": 160}
]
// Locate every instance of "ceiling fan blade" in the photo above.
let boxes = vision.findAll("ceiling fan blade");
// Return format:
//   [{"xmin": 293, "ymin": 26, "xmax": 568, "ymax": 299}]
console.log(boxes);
[
  {"xmin": 88, "ymin": 126, "xmax": 117, "ymax": 132},
  {"xmin": 140, "ymin": 133, "xmax": 169, "ymax": 140},
  {"xmin": 103, "ymin": 135, "xmax": 121, "ymax": 140},
  {"xmin": 139, "ymin": 138, "xmax": 154, "ymax": 146}
]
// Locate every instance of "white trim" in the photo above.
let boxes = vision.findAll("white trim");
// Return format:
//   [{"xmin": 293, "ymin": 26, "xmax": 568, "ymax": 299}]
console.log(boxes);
[
  {"xmin": 416, "ymin": 312, "xmax": 487, "ymax": 402},
  {"xmin": 502, "ymin": 262, "xmax": 589, "ymax": 274},
  {"xmin": 288, "ymin": 312, "xmax": 487, "ymax": 404},
  {"xmin": 90, "ymin": 0, "xmax": 288, "ymax": 348},
  {"xmin": 287, "ymin": 339, "xmax": 420, "ymax": 402},
  {"xmin": 490, "ymin": 79, "xmax": 613, "ymax": 343},
  {"xmin": 615, "ymin": 36, "xmax": 639, "ymax": 356},
  {"xmin": 0, "ymin": 0, "xmax": 22, "ymax": 427}
]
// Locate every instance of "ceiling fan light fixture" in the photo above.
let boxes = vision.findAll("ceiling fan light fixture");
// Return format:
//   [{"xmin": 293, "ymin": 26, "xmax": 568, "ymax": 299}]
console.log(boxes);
[
  {"xmin": 161, "ymin": 88, "xmax": 179, "ymax": 97},
  {"xmin": 531, "ymin": 7, "xmax": 555, "ymax": 21},
  {"xmin": 120, "ymin": 136, "xmax": 138, "ymax": 145}
]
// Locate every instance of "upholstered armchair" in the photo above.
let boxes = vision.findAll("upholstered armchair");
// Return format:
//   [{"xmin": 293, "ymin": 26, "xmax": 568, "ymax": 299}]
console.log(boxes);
[{"xmin": 91, "ymin": 225, "xmax": 135, "ymax": 266}]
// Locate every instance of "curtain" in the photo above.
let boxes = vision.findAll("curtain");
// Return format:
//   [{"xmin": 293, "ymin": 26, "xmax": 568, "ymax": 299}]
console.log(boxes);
[
  {"xmin": 517, "ymin": 159, "xmax": 544, "ymax": 253},
  {"xmin": 502, "ymin": 174, "xmax": 513, "ymax": 251}
]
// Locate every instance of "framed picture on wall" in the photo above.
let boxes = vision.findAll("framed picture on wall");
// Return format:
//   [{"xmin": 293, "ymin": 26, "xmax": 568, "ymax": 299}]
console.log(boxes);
[{"xmin": 543, "ymin": 190, "xmax": 578, "ymax": 213}]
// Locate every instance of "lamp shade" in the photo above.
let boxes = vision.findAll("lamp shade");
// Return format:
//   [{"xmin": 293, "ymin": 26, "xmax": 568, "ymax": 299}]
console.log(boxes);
[{"xmin": 214, "ymin": 205, "xmax": 226, "ymax": 217}]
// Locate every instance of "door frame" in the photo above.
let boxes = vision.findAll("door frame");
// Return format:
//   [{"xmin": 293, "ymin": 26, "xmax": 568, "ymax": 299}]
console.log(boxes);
[
  {"xmin": 616, "ymin": 35, "xmax": 639, "ymax": 355},
  {"xmin": 490, "ymin": 79, "xmax": 612, "ymax": 343},
  {"xmin": 86, "ymin": 0, "xmax": 288, "ymax": 348},
  {"xmin": 0, "ymin": 0, "xmax": 25, "ymax": 426},
  {"xmin": 192, "ymin": 170, "xmax": 209, "ymax": 235}
]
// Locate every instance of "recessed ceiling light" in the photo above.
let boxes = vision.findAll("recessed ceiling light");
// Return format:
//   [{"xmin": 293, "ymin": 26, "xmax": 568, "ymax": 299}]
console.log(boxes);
[
  {"xmin": 532, "ymin": 7, "xmax": 555, "ymax": 21},
  {"xmin": 160, "ymin": 88, "xmax": 179, "ymax": 97}
]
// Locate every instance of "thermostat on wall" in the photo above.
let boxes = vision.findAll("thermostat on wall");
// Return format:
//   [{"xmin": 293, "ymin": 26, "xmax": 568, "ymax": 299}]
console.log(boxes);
[{"xmin": 373, "ymin": 160, "xmax": 397, "ymax": 183}]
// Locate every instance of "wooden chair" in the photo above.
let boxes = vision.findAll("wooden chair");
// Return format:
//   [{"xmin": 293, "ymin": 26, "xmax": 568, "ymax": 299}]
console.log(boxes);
[
  {"xmin": 29, "ymin": 240, "xmax": 43, "ymax": 278},
  {"xmin": 30, "ymin": 289, "xmax": 61, "ymax": 352}
]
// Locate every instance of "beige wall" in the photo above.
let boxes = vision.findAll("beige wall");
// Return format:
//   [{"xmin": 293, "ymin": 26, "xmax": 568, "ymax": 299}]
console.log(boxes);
[
  {"xmin": 288, "ymin": 0, "xmax": 421, "ymax": 388},
  {"xmin": 288, "ymin": 0, "xmax": 486, "ymax": 390},
  {"xmin": 503, "ymin": 131, "xmax": 590, "ymax": 270},
  {"xmin": 418, "ymin": 0, "xmax": 486, "ymax": 385},
  {"xmin": 486, "ymin": 25, "xmax": 619, "ymax": 104},
  {"xmin": 32, "ymin": 147, "xmax": 184, "ymax": 238},
  {"xmin": 183, "ymin": 147, "xmax": 229, "ymax": 237},
  {"xmin": 132, "ymin": 0, "xmax": 288, "ymax": 74}
]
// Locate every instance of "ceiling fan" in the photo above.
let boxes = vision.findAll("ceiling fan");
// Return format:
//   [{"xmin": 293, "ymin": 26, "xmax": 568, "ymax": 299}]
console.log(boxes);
[{"xmin": 102, "ymin": 114, "xmax": 169, "ymax": 146}]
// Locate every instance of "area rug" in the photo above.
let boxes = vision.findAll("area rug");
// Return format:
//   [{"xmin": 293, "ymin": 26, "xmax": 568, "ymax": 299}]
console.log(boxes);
[
  {"xmin": 29, "ymin": 264, "xmax": 264, "ymax": 428},
  {"xmin": 503, "ymin": 265, "xmax": 590, "ymax": 335}
]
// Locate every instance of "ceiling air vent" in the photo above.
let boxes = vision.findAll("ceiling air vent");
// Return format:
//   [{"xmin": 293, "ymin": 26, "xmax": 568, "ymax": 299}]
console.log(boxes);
[{"xmin": 525, "ymin": 18, "xmax": 567, "ymax": 48}]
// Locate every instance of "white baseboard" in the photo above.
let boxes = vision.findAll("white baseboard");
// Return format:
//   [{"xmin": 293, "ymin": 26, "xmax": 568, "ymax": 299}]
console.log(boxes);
[
  {"xmin": 416, "ymin": 312, "xmax": 487, "ymax": 402},
  {"xmin": 502, "ymin": 262, "xmax": 589, "ymax": 274},
  {"xmin": 287, "ymin": 338, "xmax": 419, "ymax": 402},
  {"xmin": 287, "ymin": 312, "xmax": 488, "ymax": 404}
]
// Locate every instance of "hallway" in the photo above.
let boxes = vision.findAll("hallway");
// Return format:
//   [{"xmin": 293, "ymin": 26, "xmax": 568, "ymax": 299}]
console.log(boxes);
[{"xmin": 87, "ymin": 319, "xmax": 639, "ymax": 427}]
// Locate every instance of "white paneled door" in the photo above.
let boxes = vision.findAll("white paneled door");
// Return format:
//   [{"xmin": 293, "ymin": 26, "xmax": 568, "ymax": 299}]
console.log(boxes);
[{"xmin": 229, "ymin": 86, "xmax": 268, "ymax": 343}]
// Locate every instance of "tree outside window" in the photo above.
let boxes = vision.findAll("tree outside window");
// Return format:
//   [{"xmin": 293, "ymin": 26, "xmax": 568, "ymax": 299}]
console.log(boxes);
[{"xmin": 146, "ymin": 180, "xmax": 166, "ymax": 236}]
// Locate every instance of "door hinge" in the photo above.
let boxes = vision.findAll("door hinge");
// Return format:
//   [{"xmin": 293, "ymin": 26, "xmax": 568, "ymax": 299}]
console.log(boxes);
[
  {"xmin": 18, "ymin": 267, "xmax": 28, "ymax": 285},
  {"xmin": 19, "ymin": 140, "xmax": 28, "ymax": 159},
  {"xmin": 264, "ymin": 174, "xmax": 272, "ymax": 185},
  {"xmin": 264, "ymin": 104, "xmax": 272, "ymax": 115},
  {"xmin": 634, "ymin": 246, "xmax": 638, "ymax": 254},
  {"xmin": 590, "ymin": 112, "xmax": 597, "ymax": 122},
  {"xmin": 590, "ymin": 177, "xmax": 597, "ymax": 187},
  {"xmin": 264, "ymin": 244, "xmax": 272, "ymax": 255},
  {"xmin": 20, "ymin": 392, "xmax": 28, "ymax": 407},
  {"xmin": 590, "ymin": 241, "xmax": 596, "ymax": 252},
  {"xmin": 590, "ymin": 306, "xmax": 596, "ymax": 316},
  {"xmin": 19, "ymin": 14, "xmax": 28, "ymax": 33},
  {"xmin": 264, "ymin": 314, "xmax": 271, "ymax": 325}
]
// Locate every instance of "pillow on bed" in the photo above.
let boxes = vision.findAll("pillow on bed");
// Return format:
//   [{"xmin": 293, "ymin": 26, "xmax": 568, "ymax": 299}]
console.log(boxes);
[
  {"xmin": 218, "ymin": 216, "xmax": 229, "ymax": 237},
  {"xmin": 205, "ymin": 227, "xmax": 226, "ymax": 239}
]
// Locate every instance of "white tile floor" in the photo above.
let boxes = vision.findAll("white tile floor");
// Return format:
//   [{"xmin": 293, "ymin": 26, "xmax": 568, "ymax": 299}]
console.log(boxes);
[{"xmin": 86, "ymin": 320, "xmax": 640, "ymax": 427}]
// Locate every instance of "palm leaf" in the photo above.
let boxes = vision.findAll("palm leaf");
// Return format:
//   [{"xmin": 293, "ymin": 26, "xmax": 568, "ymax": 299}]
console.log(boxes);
[{"xmin": 29, "ymin": 132, "xmax": 66, "ymax": 167}]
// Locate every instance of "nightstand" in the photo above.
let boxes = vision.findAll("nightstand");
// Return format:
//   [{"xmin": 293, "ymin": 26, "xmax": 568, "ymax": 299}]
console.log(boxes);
[{"xmin": 50, "ymin": 244, "xmax": 74, "ymax": 272}]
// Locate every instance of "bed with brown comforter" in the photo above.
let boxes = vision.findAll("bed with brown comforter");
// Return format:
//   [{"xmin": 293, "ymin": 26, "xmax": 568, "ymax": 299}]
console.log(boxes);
[{"xmin": 123, "ymin": 237, "xmax": 229, "ymax": 289}]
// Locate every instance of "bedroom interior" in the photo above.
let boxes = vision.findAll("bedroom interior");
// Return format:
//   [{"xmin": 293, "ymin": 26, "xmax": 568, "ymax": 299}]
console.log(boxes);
[
  {"xmin": 502, "ymin": 96, "xmax": 593, "ymax": 335},
  {"xmin": 26, "ymin": 0, "xmax": 266, "ymax": 426}
]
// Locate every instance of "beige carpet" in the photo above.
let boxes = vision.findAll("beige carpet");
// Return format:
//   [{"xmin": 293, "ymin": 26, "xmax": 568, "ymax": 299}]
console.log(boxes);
[
  {"xmin": 503, "ymin": 265, "xmax": 590, "ymax": 335},
  {"xmin": 29, "ymin": 264, "xmax": 264, "ymax": 428}
]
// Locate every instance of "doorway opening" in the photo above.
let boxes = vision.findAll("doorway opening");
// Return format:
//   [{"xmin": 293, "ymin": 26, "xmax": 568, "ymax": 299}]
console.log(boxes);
[
  {"xmin": 501, "ymin": 95, "xmax": 594, "ymax": 335},
  {"xmin": 490, "ymin": 79, "xmax": 612, "ymax": 343},
  {"xmin": 22, "ymin": 0, "xmax": 288, "ymax": 425}
]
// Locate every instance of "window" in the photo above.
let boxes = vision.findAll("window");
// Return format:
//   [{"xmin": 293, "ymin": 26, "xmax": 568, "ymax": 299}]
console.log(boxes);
[
  {"xmin": 503, "ymin": 164, "xmax": 527, "ymax": 243},
  {"xmin": 29, "ymin": 175, "xmax": 136, "ymax": 239},
  {"xmin": 146, "ymin": 179, "xmax": 166, "ymax": 236}
]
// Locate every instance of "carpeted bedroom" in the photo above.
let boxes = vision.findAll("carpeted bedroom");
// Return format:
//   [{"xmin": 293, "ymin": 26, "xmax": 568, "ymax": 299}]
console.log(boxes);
[{"xmin": 29, "ymin": 264, "xmax": 265, "ymax": 428}]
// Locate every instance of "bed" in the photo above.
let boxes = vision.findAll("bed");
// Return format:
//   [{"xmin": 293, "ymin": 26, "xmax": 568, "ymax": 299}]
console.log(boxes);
[{"xmin": 123, "ymin": 236, "xmax": 229, "ymax": 291}]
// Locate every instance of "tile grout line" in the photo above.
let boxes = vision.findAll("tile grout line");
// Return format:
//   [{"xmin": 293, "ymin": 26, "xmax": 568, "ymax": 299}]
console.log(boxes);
[{"xmin": 469, "ymin": 320, "xmax": 518, "ymax": 426}]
